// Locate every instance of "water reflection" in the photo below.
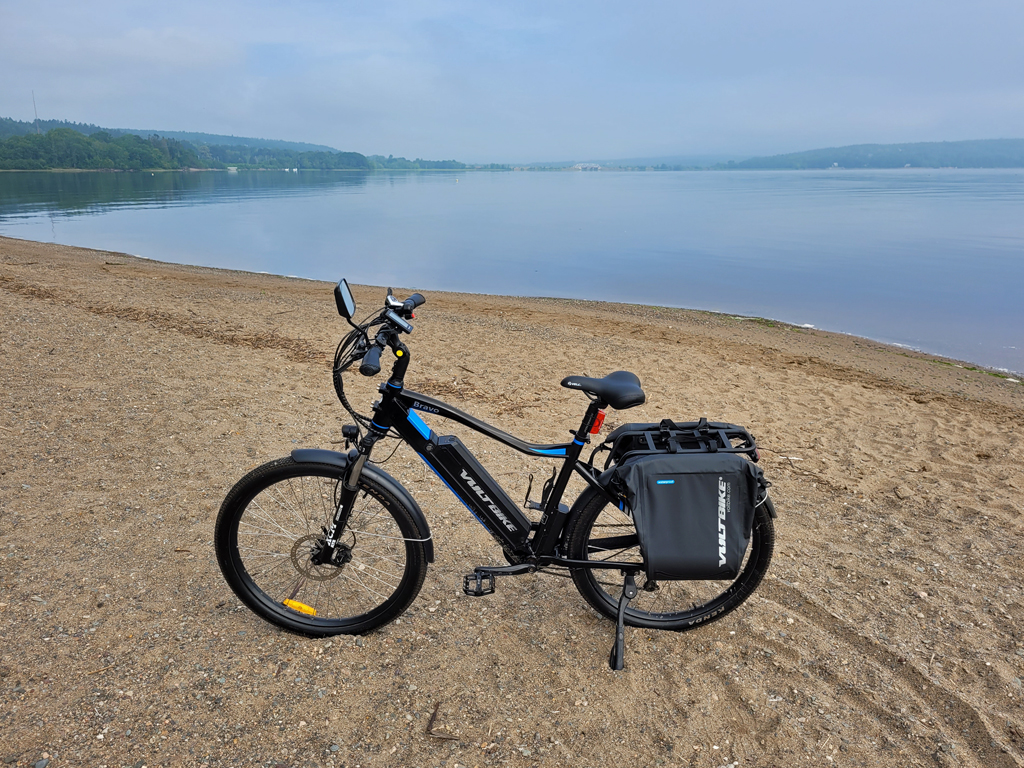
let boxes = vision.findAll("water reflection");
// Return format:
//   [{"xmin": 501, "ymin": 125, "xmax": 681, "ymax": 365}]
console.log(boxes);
[{"xmin": 0, "ymin": 170, "xmax": 375, "ymax": 219}]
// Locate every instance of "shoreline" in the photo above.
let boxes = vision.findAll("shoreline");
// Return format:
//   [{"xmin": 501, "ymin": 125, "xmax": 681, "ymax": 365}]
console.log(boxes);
[
  {"xmin": 0, "ymin": 167, "xmax": 505, "ymax": 174},
  {"xmin": 7, "ymin": 166, "xmax": 1024, "ymax": 173},
  {"xmin": 3, "ymin": 232, "xmax": 1020, "ymax": 381}
]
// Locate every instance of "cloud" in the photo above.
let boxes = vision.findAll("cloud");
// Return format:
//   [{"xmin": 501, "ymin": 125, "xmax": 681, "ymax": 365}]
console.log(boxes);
[
  {"xmin": 2, "ymin": 0, "xmax": 1024, "ymax": 160},
  {"xmin": 2, "ymin": 27, "xmax": 240, "ymax": 76}
]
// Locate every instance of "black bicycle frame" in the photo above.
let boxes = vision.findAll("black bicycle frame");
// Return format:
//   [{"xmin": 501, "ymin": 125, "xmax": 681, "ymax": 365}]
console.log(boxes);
[
  {"xmin": 319, "ymin": 341, "xmax": 636, "ymax": 572},
  {"xmin": 374, "ymin": 380, "xmax": 605, "ymax": 557},
  {"xmin": 327, "ymin": 335, "xmax": 618, "ymax": 556}
]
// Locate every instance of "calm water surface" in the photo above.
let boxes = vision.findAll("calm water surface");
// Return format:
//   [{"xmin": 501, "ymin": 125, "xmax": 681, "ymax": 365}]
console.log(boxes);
[{"xmin": 1, "ymin": 169, "xmax": 1022, "ymax": 373}]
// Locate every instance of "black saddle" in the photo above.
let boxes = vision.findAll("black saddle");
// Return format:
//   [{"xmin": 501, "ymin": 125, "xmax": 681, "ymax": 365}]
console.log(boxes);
[{"xmin": 560, "ymin": 371, "xmax": 645, "ymax": 410}]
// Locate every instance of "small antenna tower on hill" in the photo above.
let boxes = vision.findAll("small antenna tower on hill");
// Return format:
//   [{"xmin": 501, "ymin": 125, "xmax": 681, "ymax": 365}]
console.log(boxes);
[{"xmin": 32, "ymin": 91, "xmax": 41, "ymax": 134}]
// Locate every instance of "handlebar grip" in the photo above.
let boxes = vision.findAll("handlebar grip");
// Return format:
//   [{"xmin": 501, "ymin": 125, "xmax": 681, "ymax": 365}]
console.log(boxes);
[
  {"xmin": 403, "ymin": 293, "xmax": 426, "ymax": 312},
  {"xmin": 359, "ymin": 345, "xmax": 383, "ymax": 376}
]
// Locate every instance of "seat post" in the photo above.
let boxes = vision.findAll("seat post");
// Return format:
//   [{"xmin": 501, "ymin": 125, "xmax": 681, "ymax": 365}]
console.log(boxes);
[{"xmin": 576, "ymin": 399, "xmax": 604, "ymax": 438}]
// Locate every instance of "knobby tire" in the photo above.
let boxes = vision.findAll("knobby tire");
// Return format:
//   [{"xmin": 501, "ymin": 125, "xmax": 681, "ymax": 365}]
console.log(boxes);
[
  {"xmin": 565, "ymin": 485, "xmax": 775, "ymax": 631},
  {"xmin": 215, "ymin": 457, "xmax": 428, "ymax": 636}
]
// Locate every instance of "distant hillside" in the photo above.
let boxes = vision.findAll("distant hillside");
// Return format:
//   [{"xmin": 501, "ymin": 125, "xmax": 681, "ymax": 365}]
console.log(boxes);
[
  {"xmin": 0, "ymin": 117, "xmax": 494, "ymax": 171},
  {"xmin": 0, "ymin": 117, "xmax": 337, "ymax": 153},
  {"xmin": 205, "ymin": 144, "xmax": 371, "ymax": 170},
  {"xmin": 365, "ymin": 155, "xmax": 508, "ymax": 170},
  {"xmin": 727, "ymin": 139, "xmax": 1024, "ymax": 169},
  {"xmin": 0, "ymin": 129, "xmax": 209, "ymax": 171},
  {"xmin": 368, "ymin": 154, "xmax": 466, "ymax": 170},
  {"xmin": 0, "ymin": 128, "xmax": 371, "ymax": 171}
]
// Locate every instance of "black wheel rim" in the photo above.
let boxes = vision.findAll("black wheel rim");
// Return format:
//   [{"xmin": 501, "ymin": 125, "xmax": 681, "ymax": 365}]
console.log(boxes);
[
  {"xmin": 580, "ymin": 502, "xmax": 765, "ymax": 624},
  {"xmin": 228, "ymin": 470, "xmax": 414, "ymax": 627}
]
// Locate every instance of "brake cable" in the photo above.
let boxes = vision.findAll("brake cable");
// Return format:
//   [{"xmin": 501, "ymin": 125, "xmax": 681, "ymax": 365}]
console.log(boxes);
[{"xmin": 331, "ymin": 310, "xmax": 403, "ymax": 441}]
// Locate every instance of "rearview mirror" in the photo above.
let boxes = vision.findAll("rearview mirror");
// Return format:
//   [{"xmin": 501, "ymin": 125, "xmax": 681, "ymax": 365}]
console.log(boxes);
[{"xmin": 334, "ymin": 278, "xmax": 356, "ymax": 319}]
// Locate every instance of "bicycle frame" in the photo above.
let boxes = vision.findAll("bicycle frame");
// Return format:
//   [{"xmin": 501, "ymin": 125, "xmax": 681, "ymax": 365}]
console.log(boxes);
[
  {"xmin": 216, "ymin": 284, "xmax": 776, "ymax": 669},
  {"xmin": 328, "ymin": 347, "xmax": 631, "ymax": 570}
]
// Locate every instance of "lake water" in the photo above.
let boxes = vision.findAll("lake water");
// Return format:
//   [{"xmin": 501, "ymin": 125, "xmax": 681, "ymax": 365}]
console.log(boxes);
[{"xmin": 1, "ymin": 169, "xmax": 1022, "ymax": 373}]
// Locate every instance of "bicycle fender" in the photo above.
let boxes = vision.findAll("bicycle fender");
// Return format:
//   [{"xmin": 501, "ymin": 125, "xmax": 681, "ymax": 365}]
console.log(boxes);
[{"xmin": 291, "ymin": 449, "xmax": 435, "ymax": 563}]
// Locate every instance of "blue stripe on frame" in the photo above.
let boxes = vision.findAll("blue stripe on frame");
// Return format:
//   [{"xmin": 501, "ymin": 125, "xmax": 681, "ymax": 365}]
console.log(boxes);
[
  {"xmin": 406, "ymin": 410, "xmax": 432, "ymax": 440},
  {"xmin": 533, "ymin": 447, "xmax": 567, "ymax": 456}
]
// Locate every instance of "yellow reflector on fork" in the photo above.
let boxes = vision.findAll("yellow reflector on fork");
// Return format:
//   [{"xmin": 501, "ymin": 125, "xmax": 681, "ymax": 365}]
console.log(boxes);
[{"xmin": 283, "ymin": 599, "xmax": 317, "ymax": 616}]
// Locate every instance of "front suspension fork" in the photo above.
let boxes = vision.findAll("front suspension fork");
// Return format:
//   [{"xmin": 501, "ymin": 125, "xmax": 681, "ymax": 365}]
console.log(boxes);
[
  {"xmin": 321, "ymin": 344, "xmax": 405, "ymax": 558},
  {"xmin": 319, "ymin": 431, "xmax": 383, "ymax": 557}
]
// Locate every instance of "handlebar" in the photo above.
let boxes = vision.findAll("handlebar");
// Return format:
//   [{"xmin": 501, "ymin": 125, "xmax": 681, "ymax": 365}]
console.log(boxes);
[
  {"xmin": 403, "ymin": 293, "xmax": 425, "ymax": 313},
  {"xmin": 347, "ymin": 289, "xmax": 427, "ymax": 377},
  {"xmin": 359, "ymin": 344, "xmax": 383, "ymax": 376}
]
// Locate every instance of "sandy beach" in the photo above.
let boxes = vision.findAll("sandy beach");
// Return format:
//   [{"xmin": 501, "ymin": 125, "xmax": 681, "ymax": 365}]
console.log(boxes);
[{"xmin": 1, "ymin": 234, "xmax": 1023, "ymax": 768}]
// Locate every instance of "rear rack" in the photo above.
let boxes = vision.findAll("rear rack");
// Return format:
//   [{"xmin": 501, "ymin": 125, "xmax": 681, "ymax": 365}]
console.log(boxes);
[{"xmin": 595, "ymin": 417, "xmax": 758, "ymax": 470}]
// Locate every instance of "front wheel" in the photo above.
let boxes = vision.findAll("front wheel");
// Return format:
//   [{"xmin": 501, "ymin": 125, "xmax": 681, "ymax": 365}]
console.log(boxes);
[
  {"xmin": 215, "ymin": 457, "xmax": 428, "ymax": 636},
  {"xmin": 564, "ymin": 486, "xmax": 775, "ymax": 631}
]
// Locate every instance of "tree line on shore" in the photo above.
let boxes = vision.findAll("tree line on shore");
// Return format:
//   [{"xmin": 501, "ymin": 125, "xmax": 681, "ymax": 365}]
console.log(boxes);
[
  {"xmin": 0, "ymin": 128, "xmax": 373, "ymax": 170},
  {"xmin": 367, "ymin": 154, "xmax": 504, "ymax": 170},
  {"xmin": 0, "ymin": 116, "xmax": 335, "ymax": 152},
  {"xmin": 0, "ymin": 126, "xmax": 503, "ymax": 172},
  {"xmin": 9, "ymin": 118, "xmax": 1023, "ymax": 172}
]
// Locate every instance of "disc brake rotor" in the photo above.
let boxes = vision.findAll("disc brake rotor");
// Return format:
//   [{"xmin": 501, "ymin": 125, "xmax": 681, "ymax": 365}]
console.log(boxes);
[{"xmin": 290, "ymin": 535, "xmax": 344, "ymax": 582}]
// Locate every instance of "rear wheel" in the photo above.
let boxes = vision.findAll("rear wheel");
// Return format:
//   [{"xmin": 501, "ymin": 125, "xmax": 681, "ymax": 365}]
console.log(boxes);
[
  {"xmin": 215, "ymin": 457, "xmax": 428, "ymax": 636},
  {"xmin": 565, "ymin": 486, "xmax": 775, "ymax": 630}
]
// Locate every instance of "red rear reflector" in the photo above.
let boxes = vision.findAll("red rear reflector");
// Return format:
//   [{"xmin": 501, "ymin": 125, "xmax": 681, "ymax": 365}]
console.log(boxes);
[
  {"xmin": 410, "ymin": 313, "xmax": 416, "ymax": 318},
  {"xmin": 590, "ymin": 410, "xmax": 606, "ymax": 434}
]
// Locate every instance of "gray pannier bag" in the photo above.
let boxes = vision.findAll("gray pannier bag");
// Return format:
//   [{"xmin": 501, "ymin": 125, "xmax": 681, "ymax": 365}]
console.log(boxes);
[{"xmin": 612, "ymin": 452, "xmax": 765, "ymax": 581}]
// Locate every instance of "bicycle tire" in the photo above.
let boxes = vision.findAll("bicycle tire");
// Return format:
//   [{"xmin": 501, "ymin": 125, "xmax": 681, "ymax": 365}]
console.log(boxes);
[
  {"xmin": 215, "ymin": 457, "xmax": 428, "ymax": 636},
  {"xmin": 564, "ymin": 485, "xmax": 775, "ymax": 631}
]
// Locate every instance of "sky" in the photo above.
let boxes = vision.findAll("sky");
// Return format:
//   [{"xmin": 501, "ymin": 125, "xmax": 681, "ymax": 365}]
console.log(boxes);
[{"xmin": 3, "ymin": 0, "xmax": 1024, "ymax": 163}]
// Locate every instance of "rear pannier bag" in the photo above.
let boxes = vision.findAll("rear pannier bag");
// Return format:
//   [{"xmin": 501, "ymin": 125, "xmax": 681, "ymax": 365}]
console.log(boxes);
[{"xmin": 613, "ymin": 452, "xmax": 764, "ymax": 581}]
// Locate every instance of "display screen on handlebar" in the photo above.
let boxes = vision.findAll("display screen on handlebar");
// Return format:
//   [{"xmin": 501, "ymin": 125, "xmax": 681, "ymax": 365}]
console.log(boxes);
[{"xmin": 384, "ymin": 309, "xmax": 413, "ymax": 334}]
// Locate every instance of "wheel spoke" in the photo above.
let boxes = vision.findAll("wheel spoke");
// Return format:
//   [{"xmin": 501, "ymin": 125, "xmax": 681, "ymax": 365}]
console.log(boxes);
[
  {"xmin": 248, "ymin": 554, "xmax": 294, "ymax": 580},
  {"xmin": 345, "ymin": 559, "xmax": 401, "ymax": 590},
  {"xmin": 568, "ymin": 490, "xmax": 774, "ymax": 630},
  {"xmin": 237, "ymin": 519, "xmax": 299, "ymax": 538},
  {"xmin": 261, "ymin": 483, "xmax": 312, "ymax": 534},
  {"xmin": 218, "ymin": 459, "xmax": 427, "ymax": 634}
]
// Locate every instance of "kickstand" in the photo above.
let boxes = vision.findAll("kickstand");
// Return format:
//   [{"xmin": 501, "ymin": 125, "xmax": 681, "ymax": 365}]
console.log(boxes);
[{"xmin": 609, "ymin": 570, "xmax": 638, "ymax": 671}]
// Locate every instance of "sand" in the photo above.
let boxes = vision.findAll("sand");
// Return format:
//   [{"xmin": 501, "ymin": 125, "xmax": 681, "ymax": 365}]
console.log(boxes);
[{"xmin": 1, "ymin": 234, "xmax": 1022, "ymax": 768}]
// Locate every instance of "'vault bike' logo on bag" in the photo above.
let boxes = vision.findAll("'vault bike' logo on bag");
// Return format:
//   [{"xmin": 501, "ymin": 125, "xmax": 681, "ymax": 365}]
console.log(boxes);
[{"xmin": 718, "ymin": 477, "xmax": 728, "ymax": 567}]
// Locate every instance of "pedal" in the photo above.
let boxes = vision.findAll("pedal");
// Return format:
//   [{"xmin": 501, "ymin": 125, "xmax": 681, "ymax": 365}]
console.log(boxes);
[{"xmin": 462, "ymin": 572, "xmax": 496, "ymax": 597}]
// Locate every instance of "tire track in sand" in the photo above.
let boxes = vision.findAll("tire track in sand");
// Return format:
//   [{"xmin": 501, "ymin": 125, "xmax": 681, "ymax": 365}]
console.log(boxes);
[
  {"xmin": 762, "ymin": 579, "xmax": 1021, "ymax": 767},
  {"xmin": 0, "ymin": 274, "xmax": 323, "ymax": 362}
]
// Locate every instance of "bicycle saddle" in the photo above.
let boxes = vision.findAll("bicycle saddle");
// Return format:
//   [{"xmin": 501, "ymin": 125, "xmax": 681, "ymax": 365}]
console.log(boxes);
[{"xmin": 560, "ymin": 371, "xmax": 646, "ymax": 410}]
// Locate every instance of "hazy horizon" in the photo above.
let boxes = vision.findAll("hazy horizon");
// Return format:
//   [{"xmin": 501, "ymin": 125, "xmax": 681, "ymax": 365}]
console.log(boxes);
[{"xmin": 4, "ymin": 1, "xmax": 1024, "ymax": 164}]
